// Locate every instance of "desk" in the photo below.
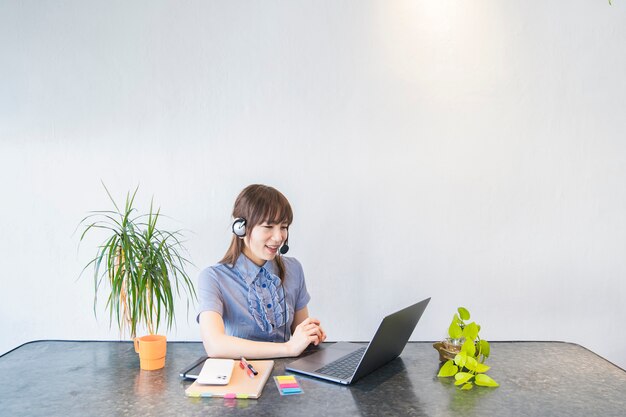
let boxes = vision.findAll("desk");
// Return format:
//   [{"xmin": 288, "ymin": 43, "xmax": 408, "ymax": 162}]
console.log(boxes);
[{"xmin": 0, "ymin": 341, "xmax": 624, "ymax": 416}]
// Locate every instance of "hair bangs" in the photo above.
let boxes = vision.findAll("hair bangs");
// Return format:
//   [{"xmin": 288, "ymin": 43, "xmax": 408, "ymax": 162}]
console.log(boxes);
[
  {"xmin": 232, "ymin": 184, "xmax": 293, "ymax": 230},
  {"xmin": 264, "ymin": 196, "xmax": 293, "ymax": 225},
  {"xmin": 248, "ymin": 190, "xmax": 293, "ymax": 228}
]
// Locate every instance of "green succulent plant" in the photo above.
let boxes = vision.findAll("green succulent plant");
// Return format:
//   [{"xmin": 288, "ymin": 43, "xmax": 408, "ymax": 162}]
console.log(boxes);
[
  {"xmin": 437, "ymin": 307, "xmax": 499, "ymax": 390},
  {"xmin": 78, "ymin": 184, "xmax": 196, "ymax": 338}
]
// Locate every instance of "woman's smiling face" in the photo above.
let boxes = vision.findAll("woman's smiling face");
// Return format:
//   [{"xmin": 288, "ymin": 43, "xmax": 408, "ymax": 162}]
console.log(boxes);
[{"xmin": 242, "ymin": 221, "xmax": 289, "ymax": 266}]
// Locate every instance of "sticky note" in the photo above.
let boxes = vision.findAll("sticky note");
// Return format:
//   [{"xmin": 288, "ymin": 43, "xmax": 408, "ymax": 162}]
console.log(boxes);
[
  {"xmin": 281, "ymin": 388, "xmax": 302, "ymax": 394},
  {"xmin": 274, "ymin": 375, "xmax": 303, "ymax": 395}
]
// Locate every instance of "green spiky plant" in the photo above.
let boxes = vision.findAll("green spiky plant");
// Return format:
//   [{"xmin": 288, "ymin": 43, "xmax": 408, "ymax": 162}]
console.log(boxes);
[
  {"xmin": 437, "ymin": 307, "xmax": 499, "ymax": 390},
  {"xmin": 78, "ymin": 184, "xmax": 196, "ymax": 338}
]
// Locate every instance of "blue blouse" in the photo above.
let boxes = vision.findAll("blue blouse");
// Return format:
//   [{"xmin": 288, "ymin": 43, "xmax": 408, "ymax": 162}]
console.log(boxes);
[{"xmin": 197, "ymin": 254, "xmax": 311, "ymax": 342}]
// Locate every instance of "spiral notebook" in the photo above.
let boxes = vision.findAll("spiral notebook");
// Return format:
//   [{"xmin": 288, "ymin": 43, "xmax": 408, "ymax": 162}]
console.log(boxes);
[{"xmin": 184, "ymin": 360, "xmax": 274, "ymax": 399}]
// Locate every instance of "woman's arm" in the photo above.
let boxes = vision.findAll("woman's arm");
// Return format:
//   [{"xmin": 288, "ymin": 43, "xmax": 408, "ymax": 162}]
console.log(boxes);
[
  {"xmin": 199, "ymin": 310, "xmax": 323, "ymax": 359},
  {"xmin": 291, "ymin": 306, "xmax": 309, "ymax": 333}
]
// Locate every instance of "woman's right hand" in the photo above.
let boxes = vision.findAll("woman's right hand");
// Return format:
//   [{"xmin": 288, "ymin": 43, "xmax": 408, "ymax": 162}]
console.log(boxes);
[{"xmin": 286, "ymin": 317, "xmax": 323, "ymax": 357}]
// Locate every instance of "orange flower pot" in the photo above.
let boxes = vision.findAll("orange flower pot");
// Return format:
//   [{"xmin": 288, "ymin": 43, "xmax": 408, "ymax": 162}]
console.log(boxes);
[{"xmin": 134, "ymin": 335, "xmax": 167, "ymax": 370}]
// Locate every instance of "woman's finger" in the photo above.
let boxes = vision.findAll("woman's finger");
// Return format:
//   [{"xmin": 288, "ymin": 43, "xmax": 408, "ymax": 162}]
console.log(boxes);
[
  {"xmin": 302, "ymin": 323, "xmax": 321, "ymax": 332},
  {"xmin": 298, "ymin": 318, "xmax": 318, "ymax": 329},
  {"xmin": 303, "ymin": 326, "xmax": 321, "ymax": 337}
]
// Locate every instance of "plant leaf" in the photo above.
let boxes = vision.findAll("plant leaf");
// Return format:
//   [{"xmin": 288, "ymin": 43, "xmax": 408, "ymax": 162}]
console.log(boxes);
[
  {"xmin": 475, "ymin": 363, "xmax": 490, "ymax": 373},
  {"xmin": 461, "ymin": 382, "xmax": 474, "ymax": 390},
  {"xmin": 463, "ymin": 322, "xmax": 479, "ymax": 342},
  {"xmin": 101, "ymin": 181, "xmax": 121, "ymax": 213},
  {"xmin": 461, "ymin": 339, "xmax": 476, "ymax": 357},
  {"xmin": 437, "ymin": 360, "xmax": 458, "ymax": 377},
  {"xmin": 475, "ymin": 373, "xmax": 499, "ymax": 387},
  {"xmin": 449, "ymin": 316, "xmax": 463, "ymax": 339},
  {"xmin": 465, "ymin": 356, "xmax": 478, "ymax": 371},
  {"xmin": 479, "ymin": 340, "xmax": 491, "ymax": 357},
  {"xmin": 454, "ymin": 352, "xmax": 467, "ymax": 368},
  {"xmin": 458, "ymin": 307, "xmax": 470, "ymax": 321},
  {"xmin": 454, "ymin": 372, "xmax": 472, "ymax": 381},
  {"xmin": 454, "ymin": 372, "xmax": 473, "ymax": 385}
]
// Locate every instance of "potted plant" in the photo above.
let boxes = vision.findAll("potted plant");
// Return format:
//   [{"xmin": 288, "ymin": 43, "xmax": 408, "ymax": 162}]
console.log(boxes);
[
  {"xmin": 78, "ymin": 184, "xmax": 196, "ymax": 370},
  {"xmin": 434, "ymin": 307, "xmax": 499, "ymax": 390}
]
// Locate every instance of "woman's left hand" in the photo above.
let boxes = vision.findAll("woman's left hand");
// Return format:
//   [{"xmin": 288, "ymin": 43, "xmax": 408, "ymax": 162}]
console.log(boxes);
[{"xmin": 292, "ymin": 306, "xmax": 327, "ymax": 344}]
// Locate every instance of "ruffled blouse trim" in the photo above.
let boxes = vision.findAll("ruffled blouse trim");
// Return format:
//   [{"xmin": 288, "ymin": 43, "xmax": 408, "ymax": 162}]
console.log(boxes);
[{"xmin": 247, "ymin": 266, "xmax": 287, "ymax": 334}]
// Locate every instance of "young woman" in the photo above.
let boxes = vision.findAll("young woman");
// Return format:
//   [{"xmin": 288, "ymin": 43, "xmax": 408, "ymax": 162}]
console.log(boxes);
[{"xmin": 198, "ymin": 184, "xmax": 326, "ymax": 359}]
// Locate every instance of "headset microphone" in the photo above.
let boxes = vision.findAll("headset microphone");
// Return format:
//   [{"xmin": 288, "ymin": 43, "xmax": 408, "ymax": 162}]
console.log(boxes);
[{"xmin": 279, "ymin": 240, "xmax": 289, "ymax": 255}]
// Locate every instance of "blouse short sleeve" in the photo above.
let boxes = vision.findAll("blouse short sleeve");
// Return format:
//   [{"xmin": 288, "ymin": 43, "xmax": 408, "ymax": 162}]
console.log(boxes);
[
  {"xmin": 289, "ymin": 258, "xmax": 311, "ymax": 311},
  {"xmin": 196, "ymin": 266, "xmax": 224, "ymax": 322}
]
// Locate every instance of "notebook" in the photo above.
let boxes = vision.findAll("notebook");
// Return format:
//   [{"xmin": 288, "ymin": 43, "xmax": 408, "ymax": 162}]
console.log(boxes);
[
  {"xmin": 286, "ymin": 297, "xmax": 430, "ymax": 385},
  {"xmin": 185, "ymin": 360, "xmax": 274, "ymax": 399}
]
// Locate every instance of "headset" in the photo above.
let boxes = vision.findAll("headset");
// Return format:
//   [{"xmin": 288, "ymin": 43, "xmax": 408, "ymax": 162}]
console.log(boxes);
[{"xmin": 232, "ymin": 217, "xmax": 289, "ymax": 254}]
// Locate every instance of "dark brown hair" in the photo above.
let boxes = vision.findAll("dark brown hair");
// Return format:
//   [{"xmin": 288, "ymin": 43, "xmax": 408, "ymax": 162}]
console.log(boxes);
[{"xmin": 220, "ymin": 184, "xmax": 293, "ymax": 281}]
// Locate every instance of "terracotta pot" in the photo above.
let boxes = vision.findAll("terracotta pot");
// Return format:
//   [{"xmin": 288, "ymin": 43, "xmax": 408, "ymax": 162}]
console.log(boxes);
[{"xmin": 134, "ymin": 335, "xmax": 167, "ymax": 370}]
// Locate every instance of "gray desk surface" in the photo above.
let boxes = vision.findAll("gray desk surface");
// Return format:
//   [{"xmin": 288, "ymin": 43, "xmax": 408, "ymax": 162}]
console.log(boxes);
[{"xmin": 1, "ymin": 341, "xmax": 624, "ymax": 417}]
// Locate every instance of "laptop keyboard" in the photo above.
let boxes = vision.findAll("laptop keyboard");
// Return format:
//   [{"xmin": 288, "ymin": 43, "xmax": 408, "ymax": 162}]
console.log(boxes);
[{"xmin": 314, "ymin": 346, "xmax": 367, "ymax": 380}]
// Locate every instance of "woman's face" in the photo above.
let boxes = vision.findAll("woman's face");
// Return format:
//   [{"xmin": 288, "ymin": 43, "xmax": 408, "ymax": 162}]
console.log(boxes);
[{"xmin": 242, "ymin": 221, "xmax": 289, "ymax": 266}]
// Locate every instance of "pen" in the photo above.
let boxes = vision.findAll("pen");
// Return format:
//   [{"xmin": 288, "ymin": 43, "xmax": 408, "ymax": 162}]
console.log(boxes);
[
  {"xmin": 247, "ymin": 363, "xmax": 258, "ymax": 376},
  {"xmin": 240, "ymin": 356, "xmax": 258, "ymax": 377}
]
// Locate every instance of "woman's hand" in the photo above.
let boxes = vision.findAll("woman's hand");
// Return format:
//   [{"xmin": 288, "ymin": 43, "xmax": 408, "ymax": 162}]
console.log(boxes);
[
  {"xmin": 286, "ymin": 317, "xmax": 324, "ymax": 357},
  {"xmin": 317, "ymin": 323, "xmax": 327, "ymax": 344}
]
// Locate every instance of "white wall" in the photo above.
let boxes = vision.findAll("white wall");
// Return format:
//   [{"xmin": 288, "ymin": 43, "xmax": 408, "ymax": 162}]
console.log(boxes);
[{"xmin": 1, "ymin": 1, "xmax": 625, "ymax": 369}]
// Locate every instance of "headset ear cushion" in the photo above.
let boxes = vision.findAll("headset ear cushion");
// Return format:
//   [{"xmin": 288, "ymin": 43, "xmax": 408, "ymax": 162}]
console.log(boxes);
[{"xmin": 232, "ymin": 218, "xmax": 246, "ymax": 237}]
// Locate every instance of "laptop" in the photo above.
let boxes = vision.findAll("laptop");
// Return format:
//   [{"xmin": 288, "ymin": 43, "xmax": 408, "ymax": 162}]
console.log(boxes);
[{"xmin": 286, "ymin": 297, "xmax": 430, "ymax": 385}]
